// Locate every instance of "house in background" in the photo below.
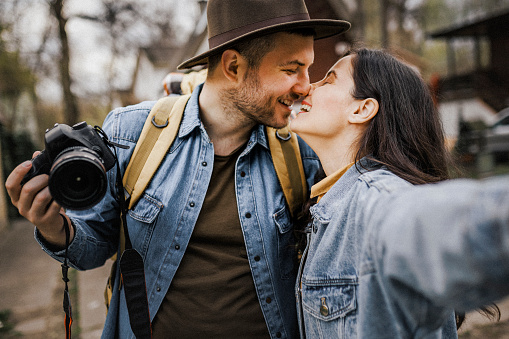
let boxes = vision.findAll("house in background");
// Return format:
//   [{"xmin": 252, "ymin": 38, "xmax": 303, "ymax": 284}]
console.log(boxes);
[
  {"xmin": 118, "ymin": 0, "xmax": 208, "ymax": 105},
  {"xmin": 131, "ymin": 44, "xmax": 183, "ymax": 102},
  {"xmin": 303, "ymin": 0, "xmax": 353, "ymax": 82},
  {"xmin": 429, "ymin": 8, "xmax": 509, "ymax": 144}
]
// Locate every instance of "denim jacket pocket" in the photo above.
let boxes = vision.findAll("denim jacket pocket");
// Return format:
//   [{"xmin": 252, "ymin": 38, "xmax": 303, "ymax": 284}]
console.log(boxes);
[
  {"xmin": 301, "ymin": 278, "xmax": 358, "ymax": 338},
  {"xmin": 127, "ymin": 193, "xmax": 163, "ymax": 255},
  {"xmin": 301, "ymin": 278, "xmax": 357, "ymax": 321},
  {"xmin": 273, "ymin": 205, "xmax": 296, "ymax": 279},
  {"xmin": 128, "ymin": 193, "xmax": 163, "ymax": 223}
]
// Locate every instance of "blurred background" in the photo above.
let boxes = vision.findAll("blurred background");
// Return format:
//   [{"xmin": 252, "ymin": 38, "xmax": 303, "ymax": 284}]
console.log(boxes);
[{"xmin": 1, "ymin": 0, "xmax": 509, "ymax": 337}]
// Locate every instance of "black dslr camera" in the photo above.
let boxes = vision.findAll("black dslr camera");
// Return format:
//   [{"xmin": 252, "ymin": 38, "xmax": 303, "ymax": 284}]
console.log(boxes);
[{"xmin": 21, "ymin": 121, "xmax": 117, "ymax": 210}]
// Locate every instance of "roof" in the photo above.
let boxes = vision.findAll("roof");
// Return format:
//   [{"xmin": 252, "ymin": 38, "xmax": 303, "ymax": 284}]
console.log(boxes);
[
  {"xmin": 430, "ymin": 8, "xmax": 509, "ymax": 38},
  {"xmin": 141, "ymin": 45, "xmax": 180, "ymax": 68}
]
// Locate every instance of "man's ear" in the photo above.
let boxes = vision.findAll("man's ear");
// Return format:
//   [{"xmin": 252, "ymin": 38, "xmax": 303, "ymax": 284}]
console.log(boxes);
[
  {"xmin": 349, "ymin": 98, "xmax": 379, "ymax": 124},
  {"xmin": 221, "ymin": 49, "xmax": 243, "ymax": 83}
]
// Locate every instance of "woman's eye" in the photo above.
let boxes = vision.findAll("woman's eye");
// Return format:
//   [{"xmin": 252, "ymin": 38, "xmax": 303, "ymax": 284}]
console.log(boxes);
[{"xmin": 320, "ymin": 76, "xmax": 333, "ymax": 86}]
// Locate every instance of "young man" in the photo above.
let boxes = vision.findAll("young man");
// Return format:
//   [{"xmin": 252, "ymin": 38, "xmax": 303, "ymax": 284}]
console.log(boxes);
[{"xmin": 5, "ymin": 0, "xmax": 349, "ymax": 337}]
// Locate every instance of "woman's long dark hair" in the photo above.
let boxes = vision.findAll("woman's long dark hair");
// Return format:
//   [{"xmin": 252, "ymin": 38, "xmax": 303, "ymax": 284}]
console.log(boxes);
[
  {"xmin": 351, "ymin": 48, "xmax": 450, "ymax": 184},
  {"xmin": 296, "ymin": 48, "xmax": 450, "ymax": 243}
]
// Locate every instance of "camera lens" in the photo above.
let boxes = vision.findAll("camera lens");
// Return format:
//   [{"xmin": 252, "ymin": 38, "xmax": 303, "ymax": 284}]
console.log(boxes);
[{"xmin": 48, "ymin": 147, "xmax": 109, "ymax": 210}]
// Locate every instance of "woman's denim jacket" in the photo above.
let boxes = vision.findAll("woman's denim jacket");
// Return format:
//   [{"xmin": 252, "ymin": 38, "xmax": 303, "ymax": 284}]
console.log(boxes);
[
  {"xmin": 297, "ymin": 159, "xmax": 509, "ymax": 338},
  {"xmin": 35, "ymin": 84, "xmax": 320, "ymax": 339}
]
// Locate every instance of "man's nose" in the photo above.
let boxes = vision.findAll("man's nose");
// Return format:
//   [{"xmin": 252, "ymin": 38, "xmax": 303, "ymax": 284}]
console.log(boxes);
[{"xmin": 293, "ymin": 73, "xmax": 311, "ymax": 97}]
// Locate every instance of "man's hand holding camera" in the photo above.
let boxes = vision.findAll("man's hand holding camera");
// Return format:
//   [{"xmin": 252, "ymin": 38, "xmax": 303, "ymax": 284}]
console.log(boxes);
[
  {"xmin": 6, "ymin": 153, "xmax": 72, "ymax": 249},
  {"xmin": 5, "ymin": 121, "xmax": 121, "ymax": 249}
]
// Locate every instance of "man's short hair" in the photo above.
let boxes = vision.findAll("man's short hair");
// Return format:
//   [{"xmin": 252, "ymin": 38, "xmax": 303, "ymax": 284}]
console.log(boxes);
[{"xmin": 207, "ymin": 28, "xmax": 315, "ymax": 73}]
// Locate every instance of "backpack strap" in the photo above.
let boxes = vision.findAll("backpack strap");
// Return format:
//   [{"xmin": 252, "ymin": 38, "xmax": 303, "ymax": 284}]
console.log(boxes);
[
  {"xmin": 104, "ymin": 95, "xmax": 190, "ymax": 313},
  {"xmin": 123, "ymin": 94, "xmax": 191, "ymax": 210},
  {"xmin": 266, "ymin": 126, "xmax": 307, "ymax": 217}
]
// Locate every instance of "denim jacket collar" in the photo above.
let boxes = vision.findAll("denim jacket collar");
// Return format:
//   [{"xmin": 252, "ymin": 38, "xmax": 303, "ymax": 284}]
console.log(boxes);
[
  {"xmin": 244, "ymin": 126, "xmax": 269, "ymax": 153},
  {"xmin": 179, "ymin": 84, "xmax": 204, "ymax": 139},
  {"xmin": 310, "ymin": 157, "xmax": 379, "ymax": 223}
]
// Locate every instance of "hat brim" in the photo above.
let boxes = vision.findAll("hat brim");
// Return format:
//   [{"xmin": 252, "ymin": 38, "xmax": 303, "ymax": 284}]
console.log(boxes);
[{"xmin": 178, "ymin": 19, "xmax": 351, "ymax": 70}]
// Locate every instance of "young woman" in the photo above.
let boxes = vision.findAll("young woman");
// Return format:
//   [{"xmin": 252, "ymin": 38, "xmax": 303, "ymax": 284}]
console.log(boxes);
[{"xmin": 290, "ymin": 48, "xmax": 507, "ymax": 338}]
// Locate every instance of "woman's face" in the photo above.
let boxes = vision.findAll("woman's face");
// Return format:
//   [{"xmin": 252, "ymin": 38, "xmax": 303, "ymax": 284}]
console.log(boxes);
[{"xmin": 290, "ymin": 55, "xmax": 358, "ymax": 143}]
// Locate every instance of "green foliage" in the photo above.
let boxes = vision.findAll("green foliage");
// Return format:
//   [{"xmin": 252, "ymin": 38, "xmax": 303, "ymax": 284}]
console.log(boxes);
[
  {"xmin": 0, "ymin": 53, "xmax": 35, "ymax": 98},
  {"xmin": 0, "ymin": 309, "xmax": 15, "ymax": 334},
  {"xmin": 419, "ymin": 0, "xmax": 454, "ymax": 32},
  {"xmin": 422, "ymin": 0, "xmax": 509, "ymax": 32},
  {"xmin": 0, "ymin": 126, "xmax": 37, "ymax": 219},
  {"xmin": 0, "ymin": 26, "xmax": 36, "ymax": 98}
]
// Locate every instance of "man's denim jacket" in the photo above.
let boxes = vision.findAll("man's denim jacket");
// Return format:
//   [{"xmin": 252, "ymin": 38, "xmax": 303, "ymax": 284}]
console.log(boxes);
[
  {"xmin": 297, "ymin": 159, "xmax": 509, "ymax": 338},
  {"xmin": 36, "ymin": 84, "xmax": 320, "ymax": 339}
]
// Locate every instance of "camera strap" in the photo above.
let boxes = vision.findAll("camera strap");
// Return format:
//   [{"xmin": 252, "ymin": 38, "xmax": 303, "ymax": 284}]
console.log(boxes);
[
  {"xmin": 115, "ymin": 150, "xmax": 152, "ymax": 339},
  {"xmin": 60, "ymin": 213, "xmax": 73, "ymax": 339}
]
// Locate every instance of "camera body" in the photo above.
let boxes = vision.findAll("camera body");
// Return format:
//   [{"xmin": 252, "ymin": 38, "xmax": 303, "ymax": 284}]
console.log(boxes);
[{"xmin": 22, "ymin": 121, "xmax": 116, "ymax": 210}]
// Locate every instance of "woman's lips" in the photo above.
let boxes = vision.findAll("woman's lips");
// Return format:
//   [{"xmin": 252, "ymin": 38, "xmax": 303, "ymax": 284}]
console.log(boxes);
[{"xmin": 300, "ymin": 100, "xmax": 312, "ymax": 113}]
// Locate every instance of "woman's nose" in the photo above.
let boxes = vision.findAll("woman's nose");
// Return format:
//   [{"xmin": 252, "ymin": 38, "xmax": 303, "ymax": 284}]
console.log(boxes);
[{"xmin": 307, "ymin": 83, "xmax": 317, "ymax": 96}]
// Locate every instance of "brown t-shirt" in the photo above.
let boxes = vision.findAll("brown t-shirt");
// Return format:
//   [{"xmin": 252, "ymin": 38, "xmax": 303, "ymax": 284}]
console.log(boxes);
[{"xmin": 151, "ymin": 146, "xmax": 269, "ymax": 338}]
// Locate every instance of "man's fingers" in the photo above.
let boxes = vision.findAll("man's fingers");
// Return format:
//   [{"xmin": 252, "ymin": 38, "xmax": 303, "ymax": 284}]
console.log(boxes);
[
  {"xmin": 17, "ymin": 175, "xmax": 50, "ymax": 218},
  {"xmin": 5, "ymin": 160, "xmax": 33, "ymax": 205}
]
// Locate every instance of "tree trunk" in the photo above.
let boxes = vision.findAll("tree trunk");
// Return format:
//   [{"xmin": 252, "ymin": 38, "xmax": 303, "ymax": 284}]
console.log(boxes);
[
  {"xmin": 380, "ymin": 0, "xmax": 390, "ymax": 48},
  {"xmin": 49, "ymin": 0, "xmax": 80, "ymax": 125},
  {"xmin": 357, "ymin": 0, "xmax": 365, "ymax": 41}
]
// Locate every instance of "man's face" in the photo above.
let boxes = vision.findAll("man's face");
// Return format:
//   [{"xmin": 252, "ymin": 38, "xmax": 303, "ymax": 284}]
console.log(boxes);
[{"xmin": 225, "ymin": 32, "xmax": 314, "ymax": 129}]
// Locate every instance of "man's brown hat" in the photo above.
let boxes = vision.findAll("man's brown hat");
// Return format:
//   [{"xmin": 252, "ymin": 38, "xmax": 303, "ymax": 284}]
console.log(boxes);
[{"xmin": 178, "ymin": 0, "xmax": 351, "ymax": 69}]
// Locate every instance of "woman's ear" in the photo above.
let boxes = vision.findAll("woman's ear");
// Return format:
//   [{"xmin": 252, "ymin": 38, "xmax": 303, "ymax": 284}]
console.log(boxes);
[
  {"xmin": 349, "ymin": 98, "xmax": 379, "ymax": 124},
  {"xmin": 221, "ymin": 50, "xmax": 244, "ymax": 83}
]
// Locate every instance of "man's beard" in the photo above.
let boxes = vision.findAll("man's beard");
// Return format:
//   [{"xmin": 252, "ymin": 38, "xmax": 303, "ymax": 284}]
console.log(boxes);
[{"xmin": 221, "ymin": 70, "xmax": 289, "ymax": 129}]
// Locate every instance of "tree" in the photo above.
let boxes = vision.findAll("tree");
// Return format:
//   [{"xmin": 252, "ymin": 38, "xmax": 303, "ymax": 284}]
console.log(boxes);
[
  {"xmin": 49, "ymin": 0, "xmax": 80, "ymax": 125},
  {"xmin": 0, "ymin": 24, "xmax": 37, "ymax": 132},
  {"xmin": 0, "ymin": 0, "xmax": 80, "ymax": 125},
  {"xmin": 0, "ymin": 24, "xmax": 38, "ymax": 219},
  {"xmin": 0, "ymin": 0, "xmax": 180, "ymax": 123}
]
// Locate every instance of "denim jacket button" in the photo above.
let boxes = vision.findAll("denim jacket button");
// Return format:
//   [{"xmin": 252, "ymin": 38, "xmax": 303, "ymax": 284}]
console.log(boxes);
[
  {"xmin": 240, "ymin": 171, "xmax": 246, "ymax": 177},
  {"xmin": 276, "ymin": 332, "xmax": 282, "ymax": 338},
  {"xmin": 254, "ymin": 255, "xmax": 260, "ymax": 261},
  {"xmin": 189, "ymin": 202, "xmax": 195, "ymax": 207},
  {"xmin": 320, "ymin": 305, "xmax": 329, "ymax": 316},
  {"xmin": 245, "ymin": 212, "xmax": 251, "ymax": 218},
  {"xmin": 320, "ymin": 297, "xmax": 329, "ymax": 316},
  {"xmin": 266, "ymin": 297, "xmax": 272, "ymax": 303}
]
